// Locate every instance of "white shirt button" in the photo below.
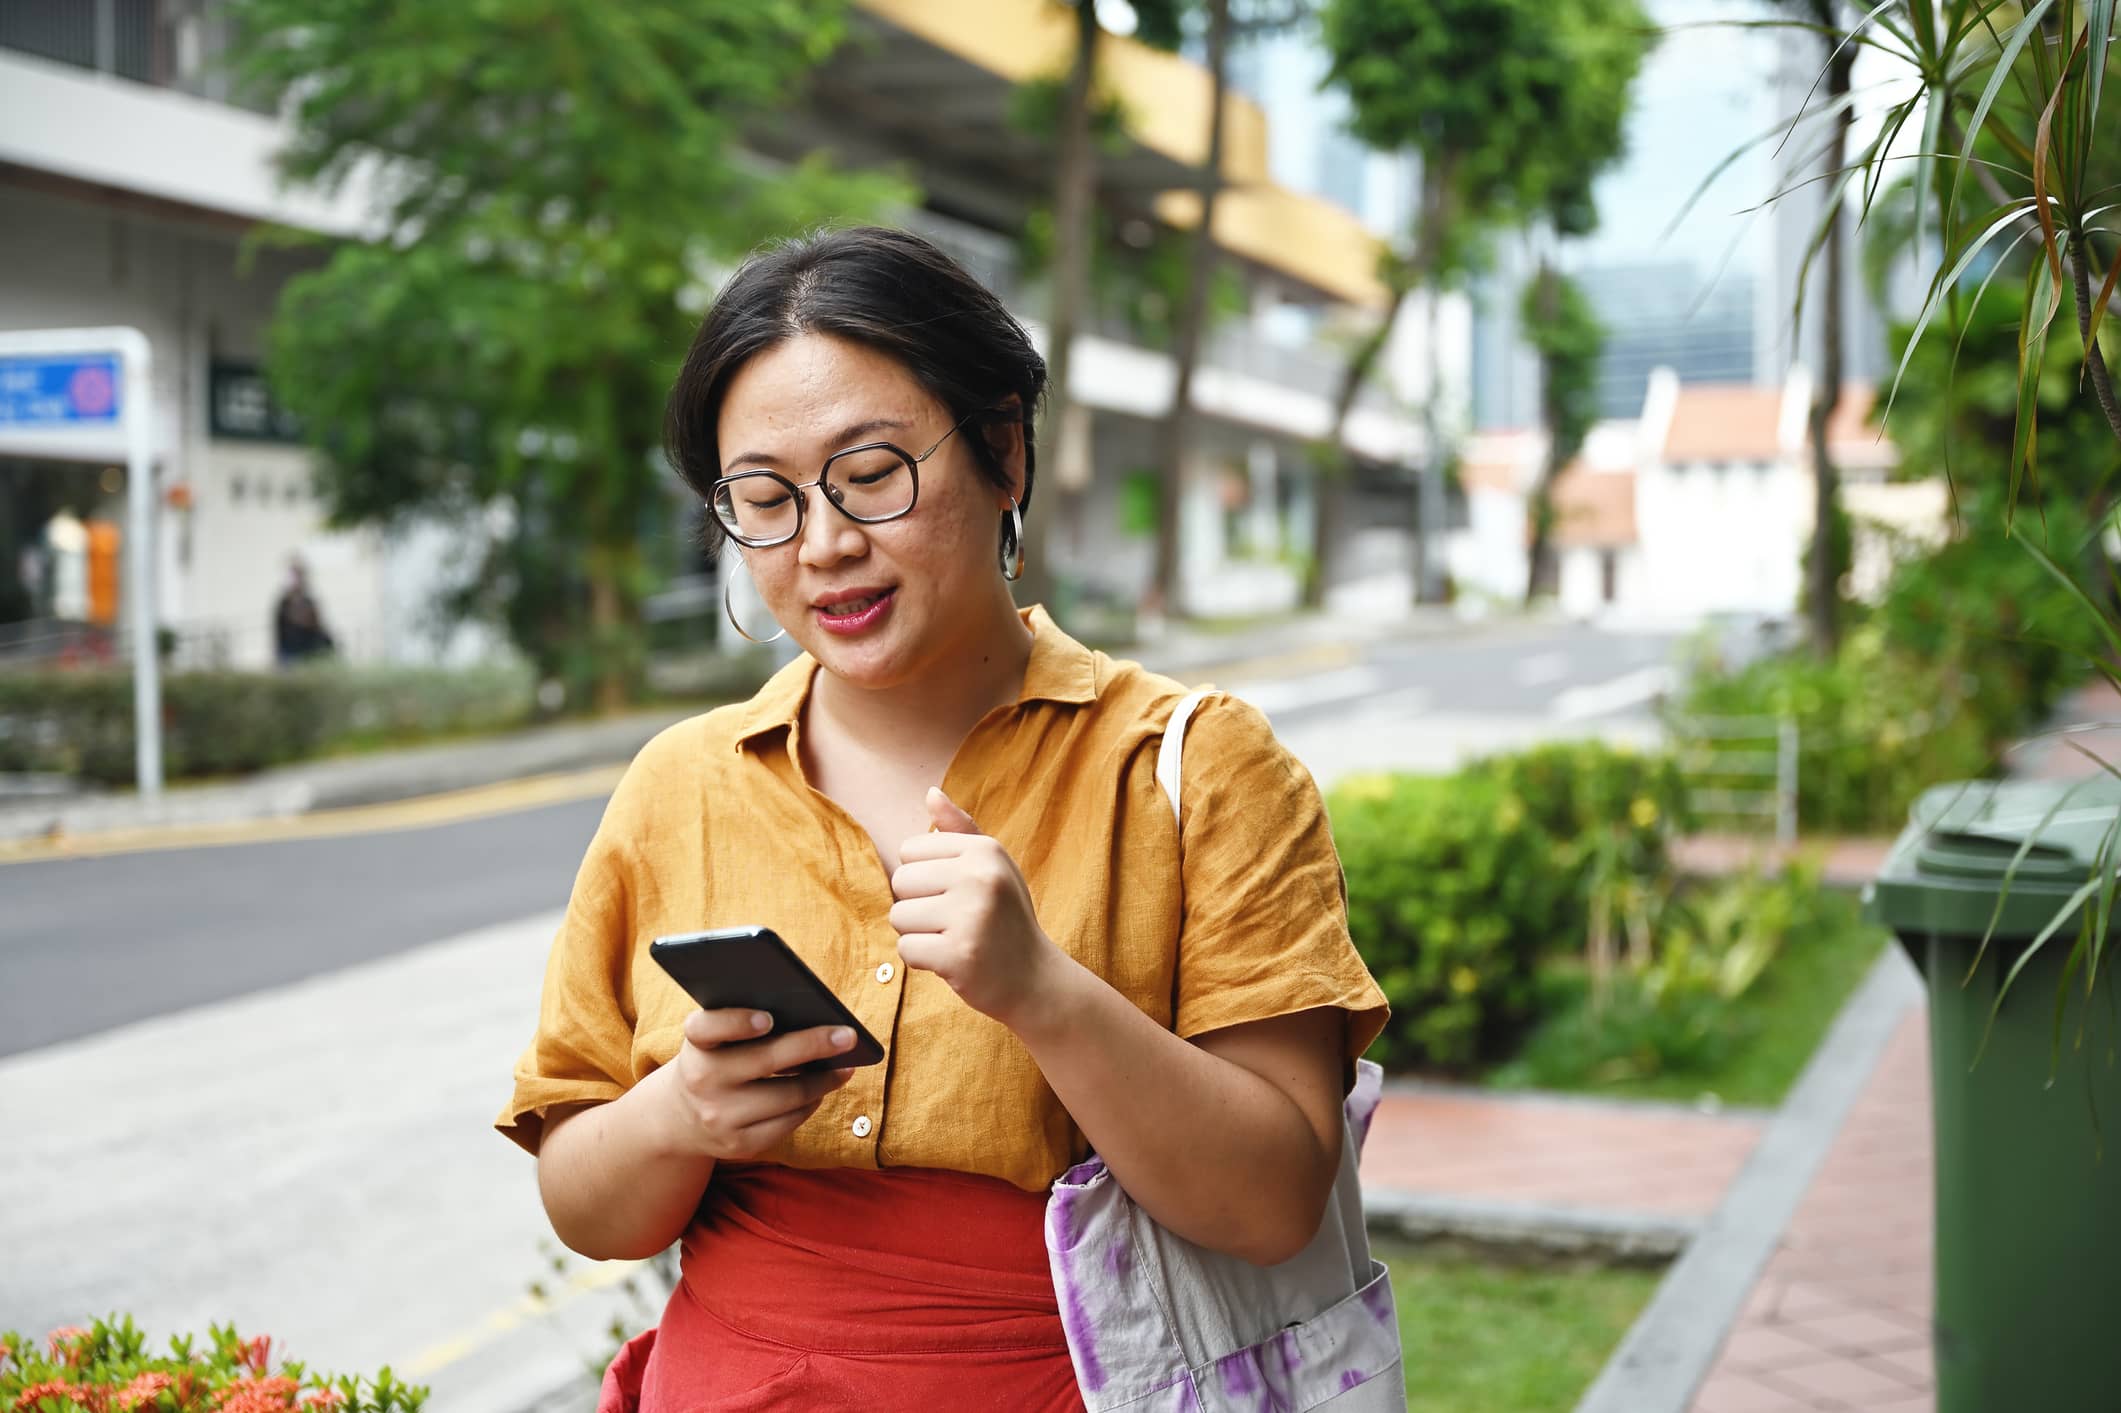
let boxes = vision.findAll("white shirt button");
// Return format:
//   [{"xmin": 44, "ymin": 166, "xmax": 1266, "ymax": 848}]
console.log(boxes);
[
  {"xmin": 876, "ymin": 962, "xmax": 895, "ymax": 984},
  {"xmin": 852, "ymin": 1115, "xmax": 873, "ymax": 1139}
]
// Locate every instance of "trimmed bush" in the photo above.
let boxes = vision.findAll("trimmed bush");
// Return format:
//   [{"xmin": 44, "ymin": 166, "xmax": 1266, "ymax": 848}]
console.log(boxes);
[
  {"xmin": 0, "ymin": 662, "xmax": 536, "ymax": 785},
  {"xmin": 1328, "ymin": 741, "xmax": 1688, "ymax": 1072}
]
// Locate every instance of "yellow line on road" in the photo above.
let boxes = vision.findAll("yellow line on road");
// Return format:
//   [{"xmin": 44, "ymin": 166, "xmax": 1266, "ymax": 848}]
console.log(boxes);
[
  {"xmin": 0, "ymin": 765, "xmax": 625, "ymax": 865},
  {"xmin": 1174, "ymin": 640, "xmax": 1359, "ymax": 687},
  {"xmin": 403, "ymin": 1257, "xmax": 648, "ymax": 1379}
]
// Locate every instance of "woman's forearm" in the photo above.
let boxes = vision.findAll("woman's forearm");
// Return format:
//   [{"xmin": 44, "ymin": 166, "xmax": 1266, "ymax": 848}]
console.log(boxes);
[
  {"xmin": 1012, "ymin": 952, "xmax": 1340, "ymax": 1266},
  {"xmin": 536, "ymin": 1065, "xmax": 716, "ymax": 1262}
]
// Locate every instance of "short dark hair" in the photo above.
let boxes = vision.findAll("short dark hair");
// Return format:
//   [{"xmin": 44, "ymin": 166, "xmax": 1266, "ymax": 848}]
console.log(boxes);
[{"xmin": 664, "ymin": 225, "xmax": 1049, "ymax": 549}]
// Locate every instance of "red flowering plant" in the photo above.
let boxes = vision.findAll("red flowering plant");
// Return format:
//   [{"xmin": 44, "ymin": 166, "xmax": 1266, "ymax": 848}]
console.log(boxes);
[{"xmin": 0, "ymin": 1318, "xmax": 425, "ymax": 1412}]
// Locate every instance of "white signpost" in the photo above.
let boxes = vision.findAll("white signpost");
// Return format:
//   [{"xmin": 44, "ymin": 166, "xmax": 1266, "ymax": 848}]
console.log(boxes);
[{"xmin": 0, "ymin": 327, "xmax": 162, "ymax": 799}]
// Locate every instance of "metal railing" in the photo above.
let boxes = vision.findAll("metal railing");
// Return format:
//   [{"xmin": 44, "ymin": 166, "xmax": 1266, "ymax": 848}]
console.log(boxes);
[{"xmin": 1668, "ymin": 711, "xmax": 1800, "ymax": 845}]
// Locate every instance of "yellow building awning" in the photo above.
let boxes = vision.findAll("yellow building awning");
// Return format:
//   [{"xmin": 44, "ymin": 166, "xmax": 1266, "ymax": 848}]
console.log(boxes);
[{"xmin": 853, "ymin": 0, "xmax": 1389, "ymax": 310}]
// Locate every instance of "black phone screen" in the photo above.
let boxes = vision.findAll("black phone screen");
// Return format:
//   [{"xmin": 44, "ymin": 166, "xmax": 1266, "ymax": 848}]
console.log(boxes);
[{"xmin": 648, "ymin": 926, "xmax": 886, "ymax": 1071}]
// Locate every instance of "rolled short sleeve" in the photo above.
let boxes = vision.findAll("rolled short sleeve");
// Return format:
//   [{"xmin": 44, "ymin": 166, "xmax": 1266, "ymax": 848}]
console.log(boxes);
[
  {"xmin": 494, "ymin": 814, "xmax": 641, "ymax": 1155},
  {"xmin": 1170, "ymin": 694, "xmax": 1389, "ymax": 1064}
]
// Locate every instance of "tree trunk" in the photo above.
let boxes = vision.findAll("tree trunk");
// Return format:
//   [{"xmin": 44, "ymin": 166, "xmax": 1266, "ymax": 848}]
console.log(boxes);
[
  {"xmin": 1415, "ymin": 268, "xmax": 1449, "ymax": 605},
  {"xmin": 1024, "ymin": 1, "xmax": 1102, "ymax": 619},
  {"xmin": 1148, "ymin": 0, "xmax": 1231, "ymax": 620},
  {"xmin": 586, "ymin": 547, "xmax": 628, "ymax": 716},
  {"xmin": 1302, "ymin": 283, "xmax": 1407, "ymax": 609},
  {"xmin": 1805, "ymin": 4, "xmax": 1853, "ymax": 658},
  {"xmin": 1524, "ymin": 259, "xmax": 1565, "ymax": 605}
]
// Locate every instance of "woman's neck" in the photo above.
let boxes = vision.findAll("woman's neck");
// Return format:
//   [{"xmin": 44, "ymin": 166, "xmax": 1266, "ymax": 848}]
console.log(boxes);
[{"xmin": 808, "ymin": 596, "xmax": 1036, "ymax": 765}]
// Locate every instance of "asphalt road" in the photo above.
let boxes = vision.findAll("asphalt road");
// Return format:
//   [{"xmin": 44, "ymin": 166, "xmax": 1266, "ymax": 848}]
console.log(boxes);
[
  {"xmin": 0, "ymin": 620, "xmax": 1681, "ymax": 1058},
  {"xmin": 0, "ymin": 796, "xmax": 604, "ymax": 1057}
]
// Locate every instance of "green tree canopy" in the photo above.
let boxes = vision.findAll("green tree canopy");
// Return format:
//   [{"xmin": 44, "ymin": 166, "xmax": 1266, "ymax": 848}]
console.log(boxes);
[
  {"xmin": 230, "ymin": 0, "xmax": 911, "ymax": 705},
  {"xmin": 1321, "ymin": 0, "xmax": 1650, "ymax": 278}
]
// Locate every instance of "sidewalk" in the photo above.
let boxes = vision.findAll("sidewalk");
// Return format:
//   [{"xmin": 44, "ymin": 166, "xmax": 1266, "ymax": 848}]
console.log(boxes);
[
  {"xmin": 1542, "ymin": 681, "xmax": 2121, "ymax": 1411},
  {"xmin": 0, "ymin": 603, "xmax": 1491, "ymax": 847}
]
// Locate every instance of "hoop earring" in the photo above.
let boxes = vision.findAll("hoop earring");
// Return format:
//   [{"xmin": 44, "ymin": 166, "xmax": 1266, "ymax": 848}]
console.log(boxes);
[
  {"xmin": 1000, "ymin": 498, "xmax": 1025, "ymax": 582},
  {"xmin": 721, "ymin": 554, "xmax": 787, "ymax": 644}
]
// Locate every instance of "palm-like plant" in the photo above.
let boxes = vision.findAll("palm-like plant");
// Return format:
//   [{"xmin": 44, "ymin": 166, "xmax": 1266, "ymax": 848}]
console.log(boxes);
[{"xmin": 1747, "ymin": 1, "xmax": 2121, "ymax": 1012}]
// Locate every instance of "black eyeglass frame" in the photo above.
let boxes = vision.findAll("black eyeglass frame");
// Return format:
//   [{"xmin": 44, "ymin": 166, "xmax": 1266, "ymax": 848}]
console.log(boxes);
[{"xmin": 708, "ymin": 410, "xmax": 980, "ymax": 549}]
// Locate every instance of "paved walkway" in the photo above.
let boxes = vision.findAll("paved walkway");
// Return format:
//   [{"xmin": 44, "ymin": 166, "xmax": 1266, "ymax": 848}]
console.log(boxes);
[
  {"xmin": 1362, "ymin": 1086, "xmax": 1763, "ymax": 1228},
  {"xmin": 1374, "ymin": 952, "xmax": 1933, "ymax": 1413},
  {"xmin": 1689, "ymin": 1010, "xmax": 1934, "ymax": 1413}
]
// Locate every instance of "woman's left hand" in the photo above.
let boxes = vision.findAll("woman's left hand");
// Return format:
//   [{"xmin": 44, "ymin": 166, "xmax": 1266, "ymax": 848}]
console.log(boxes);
[{"xmin": 890, "ymin": 787, "xmax": 1063, "ymax": 1028}]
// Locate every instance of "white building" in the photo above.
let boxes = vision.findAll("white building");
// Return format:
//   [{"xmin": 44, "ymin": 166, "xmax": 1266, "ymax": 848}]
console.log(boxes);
[{"xmin": 1454, "ymin": 364, "xmax": 1936, "ymax": 626}]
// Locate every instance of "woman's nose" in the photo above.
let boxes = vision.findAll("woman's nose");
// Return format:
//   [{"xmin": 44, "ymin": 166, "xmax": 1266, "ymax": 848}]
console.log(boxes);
[{"xmin": 796, "ymin": 484, "xmax": 865, "ymax": 568}]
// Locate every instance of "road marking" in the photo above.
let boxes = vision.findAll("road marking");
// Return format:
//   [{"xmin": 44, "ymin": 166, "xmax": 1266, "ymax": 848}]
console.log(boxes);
[
  {"xmin": 1553, "ymin": 666, "xmax": 1679, "ymax": 722},
  {"xmin": 403, "ymin": 1255, "xmax": 648, "ymax": 1378},
  {"xmin": 1351, "ymin": 686, "xmax": 1434, "ymax": 720},
  {"xmin": 1514, "ymin": 651, "xmax": 1570, "ymax": 687},
  {"xmin": 1175, "ymin": 641, "xmax": 1360, "ymax": 688},
  {"xmin": 0, "ymin": 765, "xmax": 625, "ymax": 865},
  {"xmin": 1224, "ymin": 665, "xmax": 1387, "ymax": 718}
]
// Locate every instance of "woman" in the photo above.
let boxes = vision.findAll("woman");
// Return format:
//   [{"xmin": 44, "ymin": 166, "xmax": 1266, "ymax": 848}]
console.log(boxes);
[{"xmin": 498, "ymin": 226, "xmax": 1389, "ymax": 1411}]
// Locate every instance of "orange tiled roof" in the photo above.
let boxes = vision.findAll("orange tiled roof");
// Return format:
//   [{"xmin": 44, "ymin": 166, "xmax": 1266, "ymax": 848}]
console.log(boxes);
[
  {"xmin": 1549, "ymin": 465, "xmax": 1638, "ymax": 548},
  {"xmin": 1661, "ymin": 383, "xmax": 1786, "ymax": 463}
]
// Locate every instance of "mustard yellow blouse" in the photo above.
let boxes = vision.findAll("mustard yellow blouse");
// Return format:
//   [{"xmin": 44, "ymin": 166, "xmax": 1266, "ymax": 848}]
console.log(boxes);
[{"xmin": 498, "ymin": 606, "xmax": 1390, "ymax": 1192}]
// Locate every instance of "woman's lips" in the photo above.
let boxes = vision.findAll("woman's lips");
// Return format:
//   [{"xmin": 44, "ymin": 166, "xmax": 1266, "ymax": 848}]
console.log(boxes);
[{"xmin": 814, "ymin": 587, "xmax": 897, "ymax": 635}]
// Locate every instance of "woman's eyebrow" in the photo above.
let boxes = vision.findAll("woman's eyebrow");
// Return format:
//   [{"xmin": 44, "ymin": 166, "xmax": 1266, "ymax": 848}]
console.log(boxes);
[{"xmin": 723, "ymin": 418, "xmax": 912, "ymax": 473}]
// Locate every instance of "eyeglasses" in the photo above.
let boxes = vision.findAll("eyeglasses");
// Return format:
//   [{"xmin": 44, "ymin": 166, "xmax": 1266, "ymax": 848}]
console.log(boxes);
[{"xmin": 708, "ymin": 412, "xmax": 976, "ymax": 548}]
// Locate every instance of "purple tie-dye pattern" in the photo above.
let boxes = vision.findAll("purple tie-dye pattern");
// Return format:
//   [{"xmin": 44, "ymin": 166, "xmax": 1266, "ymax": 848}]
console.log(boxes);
[
  {"xmin": 1218, "ymin": 1350, "xmax": 1261, "ymax": 1395},
  {"xmin": 1046, "ymin": 1062, "xmax": 1401, "ymax": 1409},
  {"xmin": 1048, "ymin": 1189, "xmax": 1106, "ymax": 1393},
  {"xmin": 1360, "ymin": 1276, "xmax": 1393, "ymax": 1324}
]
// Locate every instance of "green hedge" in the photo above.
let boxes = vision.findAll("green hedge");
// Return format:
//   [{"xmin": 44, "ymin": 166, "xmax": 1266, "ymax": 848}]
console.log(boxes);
[
  {"xmin": 1328, "ymin": 741, "xmax": 1690, "ymax": 1072},
  {"xmin": 0, "ymin": 662, "xmax": 535, "ymax": 785}
]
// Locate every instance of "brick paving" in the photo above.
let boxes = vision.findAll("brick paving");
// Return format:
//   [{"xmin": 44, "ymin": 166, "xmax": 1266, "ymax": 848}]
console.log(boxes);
[
  {"xmin": 1688, "ymin": 1009, "xmax": 1935, "ymax": 1413},
  {"xmin": 1360, "ymin": 1087, "xmax": 1764, "ymax": 1221}
]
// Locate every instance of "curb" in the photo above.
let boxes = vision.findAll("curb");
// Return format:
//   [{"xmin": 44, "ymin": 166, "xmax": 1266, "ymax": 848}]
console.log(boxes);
[
  {"xmin": 1365, "ymin": 1189, "xmax": 1694, "ymax": 1265},
  {"xmin": 1571, "ymin": 946, "xmax": 1924, "ymax": 1413}
]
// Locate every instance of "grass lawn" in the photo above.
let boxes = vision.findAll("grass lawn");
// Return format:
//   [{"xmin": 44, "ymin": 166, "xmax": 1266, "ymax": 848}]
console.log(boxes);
[
  {"xmin": 1487, "ymin": 885, "xmax": 1889, "ymax": 1108},
  {"xmin": 1379, "ymin": 1240, "xmax": 1661, "ymax": 1412}
]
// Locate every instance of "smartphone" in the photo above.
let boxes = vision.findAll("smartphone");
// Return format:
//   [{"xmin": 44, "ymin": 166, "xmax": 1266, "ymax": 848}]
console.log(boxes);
[{"xmin": 649, "ymin": 926, "xmax": 886, "ymax": 1072}]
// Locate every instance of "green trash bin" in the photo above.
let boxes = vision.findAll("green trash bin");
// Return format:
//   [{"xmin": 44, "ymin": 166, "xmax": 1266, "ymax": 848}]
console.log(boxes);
[{"xmin": 1867, "ymin": 777, "xmax": 2121, "ymax": 1413}]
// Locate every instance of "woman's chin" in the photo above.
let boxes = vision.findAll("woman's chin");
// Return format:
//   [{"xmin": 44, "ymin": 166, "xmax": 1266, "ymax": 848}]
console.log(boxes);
[{"xmin": 801, "ymin": 619, "xmax": 920, "ymax": 690}]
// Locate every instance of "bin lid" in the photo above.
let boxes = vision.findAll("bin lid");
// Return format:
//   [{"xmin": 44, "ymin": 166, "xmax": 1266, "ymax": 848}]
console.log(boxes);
[{"xmin": 1866, "ymin": 777, "xmax": 2121, "ymax": 941}]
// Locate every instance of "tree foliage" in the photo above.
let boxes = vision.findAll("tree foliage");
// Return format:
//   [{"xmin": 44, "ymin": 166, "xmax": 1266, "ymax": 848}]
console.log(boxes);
[
  {"xmin": 229, "ymin": 0, "xmax": 912, "ymax": 704},
  {"xmin": 1320, "ymin": 0, "xmax": 1651, "ymax": 280}
]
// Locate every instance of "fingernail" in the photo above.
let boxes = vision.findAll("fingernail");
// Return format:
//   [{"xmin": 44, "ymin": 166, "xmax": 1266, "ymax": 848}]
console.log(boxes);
[
  {"xmin": 831, "ymin": 1027, "xmax": 854, "ymax": 1048},
  {"xmin": 752, "ymin": 1012, "xmax": 772, "ymax": 1032}
]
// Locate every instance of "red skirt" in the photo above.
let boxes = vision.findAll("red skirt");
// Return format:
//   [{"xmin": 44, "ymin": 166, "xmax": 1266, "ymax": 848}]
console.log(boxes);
[{"xmin": 597, "ymin": 1163, "xmax": 1086, "ymax": 1412}]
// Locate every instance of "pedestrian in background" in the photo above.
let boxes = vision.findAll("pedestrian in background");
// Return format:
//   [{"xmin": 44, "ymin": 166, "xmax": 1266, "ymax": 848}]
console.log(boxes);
[
  {"xmin": 272, "ymin": 557, "xmax": 334, "ymax": 666},
  {"xmin": 498, "ymin": 227, "xmax": 1389, "ymax": 1412}
]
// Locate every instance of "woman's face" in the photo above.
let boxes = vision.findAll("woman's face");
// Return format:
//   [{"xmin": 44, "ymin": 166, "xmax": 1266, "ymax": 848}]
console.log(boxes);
[{"xmin": 715, "ymin": 333, "xmax": 1020, "ymax": 689}]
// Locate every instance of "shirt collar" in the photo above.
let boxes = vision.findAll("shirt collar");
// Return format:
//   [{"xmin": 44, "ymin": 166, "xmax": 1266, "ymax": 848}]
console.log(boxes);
[{"xmin": 730, "ymin": 604, "xmax": 1101, "ymax": 752}]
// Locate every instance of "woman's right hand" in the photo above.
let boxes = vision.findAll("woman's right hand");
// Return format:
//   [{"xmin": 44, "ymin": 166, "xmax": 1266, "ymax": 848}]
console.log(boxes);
[{"xmin": 653, "ymin": 1008, "xmax": 858, "ymax": 1160}]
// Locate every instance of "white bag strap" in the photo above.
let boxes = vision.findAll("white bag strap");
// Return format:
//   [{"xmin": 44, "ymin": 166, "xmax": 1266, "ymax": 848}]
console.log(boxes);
[{"xmin": 1155, "ymin": 690, "xmax": 1211, "ymax": 830}]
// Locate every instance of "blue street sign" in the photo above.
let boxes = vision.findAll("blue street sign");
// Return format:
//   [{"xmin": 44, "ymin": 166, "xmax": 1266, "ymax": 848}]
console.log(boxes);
[{"xmin": 0, "ymin": 353, "xmax": 122, "ymax": 426}]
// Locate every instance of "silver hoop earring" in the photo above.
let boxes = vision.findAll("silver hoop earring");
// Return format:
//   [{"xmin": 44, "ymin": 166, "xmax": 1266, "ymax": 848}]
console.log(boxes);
[
  {"xmin": 721, "ymin": 554, "xmax": 787, "ymax": 644},
  {"xmin": 1000, "ymin": 498, "xmax": 1025, "ymax": 582}
]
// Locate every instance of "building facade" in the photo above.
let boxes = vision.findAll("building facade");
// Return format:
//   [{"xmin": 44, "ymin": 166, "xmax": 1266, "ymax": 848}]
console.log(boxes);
[{"xmin": 0, "ymin": 0, "xmax": 1451, "ymax": 671}]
